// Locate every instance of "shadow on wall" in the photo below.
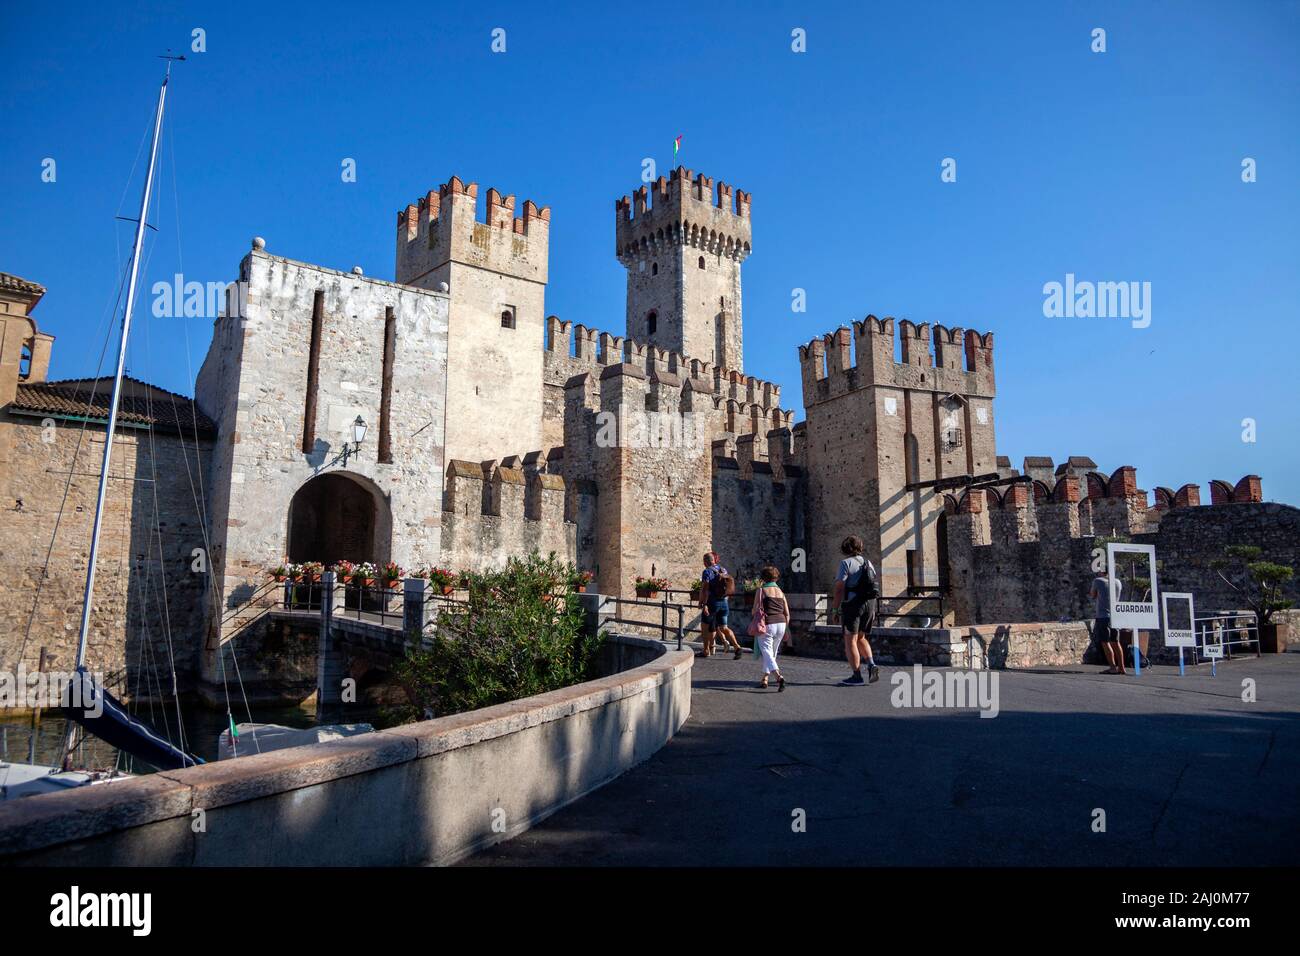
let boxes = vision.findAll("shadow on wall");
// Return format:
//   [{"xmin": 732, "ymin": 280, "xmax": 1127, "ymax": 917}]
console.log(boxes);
[{"xmin": 976, "ymin": 626, "xmax": 1012, "ymax": 669}]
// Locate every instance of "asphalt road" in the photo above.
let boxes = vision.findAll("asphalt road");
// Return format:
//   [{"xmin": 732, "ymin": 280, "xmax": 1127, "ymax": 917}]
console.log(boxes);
[{"xmin": 465, "ymin": 649, "xmax": 1300, "ymax": 866}]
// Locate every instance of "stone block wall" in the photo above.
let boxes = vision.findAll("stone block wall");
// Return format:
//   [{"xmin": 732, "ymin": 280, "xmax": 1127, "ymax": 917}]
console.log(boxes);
[
  {"xmin": 1134, "ymin": 502, "xmax": 1300, "ymax": 613},
  {"xmin": 944, "ymin": 468, "xmax": 1295, "ymax": 626},
  {"xmin": 0, "ymin": 414, "xmax": 212, "ymax": 694},
  {"xmin": 967, "ymin": 621, "xmax": 1094, "ymax": 669},
  {"xmin": 710, "ymin": 444, "xmax": 807, "ymax": 591},
  {"xmin": 542, "ymin": 316, "xmax": 791, "ymax": 457},
  {"xmin": 195, "ymin": 250, "xmax": 449, "ymax": 682},
  {"xmin": 439, "ymin": 457, "xmax": 583, "ymax": 572}
]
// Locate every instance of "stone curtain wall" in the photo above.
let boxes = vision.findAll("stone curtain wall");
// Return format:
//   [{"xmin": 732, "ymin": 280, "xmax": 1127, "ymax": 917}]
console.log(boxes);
[
  {"xmin": 945, "ymin": 489, "xmax": 1299, "ymax": 625},
  {"xmin": 546, "ymin": 319, "xmax": 796, "ymax": 596},
  {"xmin": 1135, "ymin": 503, "xmax": 1300, "ymax": 612},
  {"xmin": 196, "ymin": 251, "xmax": 449, "ymax": 682},
  {"xmin": 439, "ymin": 458, "xmax": 581, "ymax": 572},
  {"xmin": 592, "ymin": 364, "xmax": 713, "ymax": 596},
  {"xmin": 541, "ymin": 317, "xmax": 791, "ymax": 456},
  {"xmin": 0, "ymin": 415, "xmax": 211, "ymax": 695},
  {"xmin": 710, "ymin": 454, "xmax": 808, "ymax": 591}
]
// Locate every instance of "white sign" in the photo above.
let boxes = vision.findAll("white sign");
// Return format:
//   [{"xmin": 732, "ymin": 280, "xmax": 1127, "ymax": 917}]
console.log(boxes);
[
  {"xmin": 1203, "ymin": 625, "xmax": 1225, "ymax": 659},
  {"xmin": 1107, "ymin": 543, "xmax": 1159, "ymax": 630},
  {"xmin": 1161, "ymin": 591, "xmax": 1195, "ymax": 648},
  {"xmin": 884, "ymin": 397, "xmax": 897, "ymax": 416}
]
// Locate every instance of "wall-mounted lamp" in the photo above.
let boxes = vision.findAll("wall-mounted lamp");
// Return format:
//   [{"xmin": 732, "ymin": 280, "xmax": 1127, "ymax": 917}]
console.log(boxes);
[{"xmin": 341, "ymin": 415, "xmax": 367, "ymax": 465}]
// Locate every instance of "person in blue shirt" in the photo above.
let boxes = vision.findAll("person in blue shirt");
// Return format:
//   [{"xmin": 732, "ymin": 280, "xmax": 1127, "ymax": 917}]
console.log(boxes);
[{"xmin": 700, "ymin": 551, "xmax": 741, "ymax": 660}]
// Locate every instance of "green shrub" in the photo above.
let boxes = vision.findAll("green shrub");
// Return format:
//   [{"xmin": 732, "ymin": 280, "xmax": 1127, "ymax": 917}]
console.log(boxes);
[{"xmin": 392, "ymin": 552, "xmax": 604, "ymax": 720}]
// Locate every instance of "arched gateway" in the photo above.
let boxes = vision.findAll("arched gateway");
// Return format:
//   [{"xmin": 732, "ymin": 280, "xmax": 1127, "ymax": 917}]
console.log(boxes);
[{"xmin": 286, "ymin": 471, "xmax": 392, "ymax": 566}]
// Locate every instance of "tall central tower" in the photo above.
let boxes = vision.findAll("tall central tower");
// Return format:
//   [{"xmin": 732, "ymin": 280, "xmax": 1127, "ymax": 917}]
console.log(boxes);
[{"xmin": 616, "ymin": 167, "xmax": 751, "ymax": 372}]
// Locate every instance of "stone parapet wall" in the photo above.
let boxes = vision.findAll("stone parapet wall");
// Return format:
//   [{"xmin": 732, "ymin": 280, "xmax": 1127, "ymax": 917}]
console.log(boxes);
[
  {"xmin": 966, "ymin": 621, "xmax": 1093, "ymax": 669},
  {"xmin": 0, "ymin": 635, "xmax": 692, "ymax": 866}
]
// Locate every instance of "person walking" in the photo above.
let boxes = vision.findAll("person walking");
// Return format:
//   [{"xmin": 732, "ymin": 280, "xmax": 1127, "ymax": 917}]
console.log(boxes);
[
  {"xmin": 1089, "ymin": 573, "xmax": 1126, "ymax": 675},
  {"xmin": 835, "ymin": 536, "xmax": 880, "ymax": 685},
  {"xmin": 697, "ymin": 552, "xmax": 717, "ymax": 658},
  {"xmin": 751, "ymin": 565, "xmax": 791, "ymax": 690},
  {"xmin": 700, "ymin": 551, "xmax": 742, "ymax": 659}
]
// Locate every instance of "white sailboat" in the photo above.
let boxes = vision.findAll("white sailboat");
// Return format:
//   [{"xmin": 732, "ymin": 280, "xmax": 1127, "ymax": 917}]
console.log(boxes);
[{"xmin": 1, "ymin": 56, "xmax": 200, "ymax": 801}]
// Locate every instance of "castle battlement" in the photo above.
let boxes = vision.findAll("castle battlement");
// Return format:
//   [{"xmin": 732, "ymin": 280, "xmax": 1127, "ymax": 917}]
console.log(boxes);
[
  {"xmin": 439, "ymin": 455, "xmax": 588, "ymax": 572},
  {"xmin": 545, "ymin": 317, "xmax": 784, "ymax": 415},
  {"xmin": 946, "ymin": 467, "xmax": 1265, "ymax": 542},
  {"xmin": 710, "ymin": 426, "xmax": 804, "ymax": 483},
  {"xmin": 395, "ymin": 175, "xmax": 551, "ymax": 287},
  {"xmin": 615, "ymin": 166, "xmax": 752, "ymax": 262},
  {"xmin": 799, "ymin": 316, "xmax": 995, "ymax": 407}
]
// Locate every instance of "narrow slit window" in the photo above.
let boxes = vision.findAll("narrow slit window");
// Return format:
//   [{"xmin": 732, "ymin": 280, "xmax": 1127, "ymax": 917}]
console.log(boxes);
[{"xmin": 501, "ymin": 306, "xmax": 516, "ymax": 329}]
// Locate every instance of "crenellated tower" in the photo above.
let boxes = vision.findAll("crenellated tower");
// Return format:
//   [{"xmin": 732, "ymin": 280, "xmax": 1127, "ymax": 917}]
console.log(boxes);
[
  {"xmin": 615, "ymin": 167, "xmax": 752, "ymax": 373},
  {"xmin": 799, "ymin": 316, "xmax": 997, "ymax": 601},
  {"xmin": 396, "ymin": 176, "xmax": 551, "ymax": 463}
]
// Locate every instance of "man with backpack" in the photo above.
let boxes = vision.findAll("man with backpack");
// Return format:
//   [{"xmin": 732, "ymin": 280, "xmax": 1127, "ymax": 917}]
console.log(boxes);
[
  {"xmin": 834, "ymin": 535, "xmax": 880, "ymax": 685},
  {"xmin": 700, "ymin": 551, "xmax": 742, "ymax": 660}
]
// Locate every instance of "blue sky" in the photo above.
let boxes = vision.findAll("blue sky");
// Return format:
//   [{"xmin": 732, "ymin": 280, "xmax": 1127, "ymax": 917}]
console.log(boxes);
[{"xmin": 2, "ymin": 1, "xmax": 1298, "ymax": 502}]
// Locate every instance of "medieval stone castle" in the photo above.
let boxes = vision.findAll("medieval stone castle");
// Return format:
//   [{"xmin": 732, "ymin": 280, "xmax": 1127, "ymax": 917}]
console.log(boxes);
[{"xmin": 1, "ymin": 165, "xmax": 1289, "ymax": 694}]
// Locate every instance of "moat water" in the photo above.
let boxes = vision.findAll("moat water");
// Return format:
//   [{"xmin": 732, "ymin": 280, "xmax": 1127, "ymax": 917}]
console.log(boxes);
[{"xmin": 0, "ymin": 697, "xmax": 390, "ymax": 772}]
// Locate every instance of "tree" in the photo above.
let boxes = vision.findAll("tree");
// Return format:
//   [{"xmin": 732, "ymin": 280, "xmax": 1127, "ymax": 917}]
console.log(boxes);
[{"xmin": 1210, "ymin": 545, "xmax": 1295, "ymax": 625}]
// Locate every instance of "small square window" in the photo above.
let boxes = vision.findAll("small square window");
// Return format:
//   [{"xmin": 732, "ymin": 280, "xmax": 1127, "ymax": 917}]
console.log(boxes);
[{"xmin": 501, "ymin": 306, "xmax": 516, "ymax": 329}]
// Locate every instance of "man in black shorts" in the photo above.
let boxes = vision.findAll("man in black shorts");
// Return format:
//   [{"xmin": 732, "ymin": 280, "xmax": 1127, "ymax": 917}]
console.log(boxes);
[
  {"xmin": 1089, "ymin": 573, "xmax": 1126, "ymax": 675},
  {"xmin": 835, "ymin": 535, "xmax": 880, "ymax": 685}
]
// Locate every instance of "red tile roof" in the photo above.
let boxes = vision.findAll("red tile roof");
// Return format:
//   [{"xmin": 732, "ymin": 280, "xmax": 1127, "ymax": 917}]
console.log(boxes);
[{"xmin": 9, "ymin": 376, "xmax": 216, "ymax": 438}]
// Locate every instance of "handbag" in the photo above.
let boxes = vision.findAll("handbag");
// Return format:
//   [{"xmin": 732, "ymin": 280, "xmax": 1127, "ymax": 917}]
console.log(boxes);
[{"xmin": 747, "ymin": 587, "xmax": 768, "ymax": 638}]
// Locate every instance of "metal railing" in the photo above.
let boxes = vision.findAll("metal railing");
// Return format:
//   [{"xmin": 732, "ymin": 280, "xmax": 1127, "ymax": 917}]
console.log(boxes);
[
  {"xmin": 1192, "ymin": 610, "xmax": 1261, "ymax": 664},
  {"xmin": 605, "ymin": 593, "xmax": 690, "ymax": 650},
  {"xmin": 809, "ymin": 588, "xmax": 946, "ymax": 628}
]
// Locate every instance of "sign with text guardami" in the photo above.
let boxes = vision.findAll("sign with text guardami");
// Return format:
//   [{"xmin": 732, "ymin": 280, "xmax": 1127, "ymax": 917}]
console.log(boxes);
[{"xmin": 1107, "ymin": 543, "xmax": 1159, "ymax": 630}]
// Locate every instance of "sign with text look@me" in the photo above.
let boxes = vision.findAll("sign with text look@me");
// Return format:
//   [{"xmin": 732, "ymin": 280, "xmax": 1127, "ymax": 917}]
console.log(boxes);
[{"xmin": 1161, "ymin": 592, "xmax": 1196, "ymax": 649}]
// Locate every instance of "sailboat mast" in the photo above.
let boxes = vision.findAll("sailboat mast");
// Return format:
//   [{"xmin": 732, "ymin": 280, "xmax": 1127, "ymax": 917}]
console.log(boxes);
[{"xmin": 70, "ymin": 66, "xmax": 171, "ymax": 686}]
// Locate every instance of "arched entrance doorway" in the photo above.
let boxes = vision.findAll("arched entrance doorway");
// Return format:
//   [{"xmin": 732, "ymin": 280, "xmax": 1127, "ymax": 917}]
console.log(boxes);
[{"xmin": 286, "ymin": 472, "xmax": 391, "ymax": 566}]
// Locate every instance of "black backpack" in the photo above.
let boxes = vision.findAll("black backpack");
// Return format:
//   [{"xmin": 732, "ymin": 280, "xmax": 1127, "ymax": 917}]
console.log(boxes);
[{"xmin": 845, "ymin": 558, "xmax": 879, "ymax": 603}]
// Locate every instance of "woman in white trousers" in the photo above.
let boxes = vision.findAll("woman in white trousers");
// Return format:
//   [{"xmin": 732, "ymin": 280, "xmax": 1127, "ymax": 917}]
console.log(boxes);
[{"xmin": 752, "ymin": 565, "xmax": 791, "ymax": 691}]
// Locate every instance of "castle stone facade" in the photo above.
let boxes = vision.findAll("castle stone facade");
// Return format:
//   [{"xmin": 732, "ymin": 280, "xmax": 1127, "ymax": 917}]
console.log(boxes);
[{"xmin": 0, "ymin": 162, "xmax": 1290, "ymax": 698}]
